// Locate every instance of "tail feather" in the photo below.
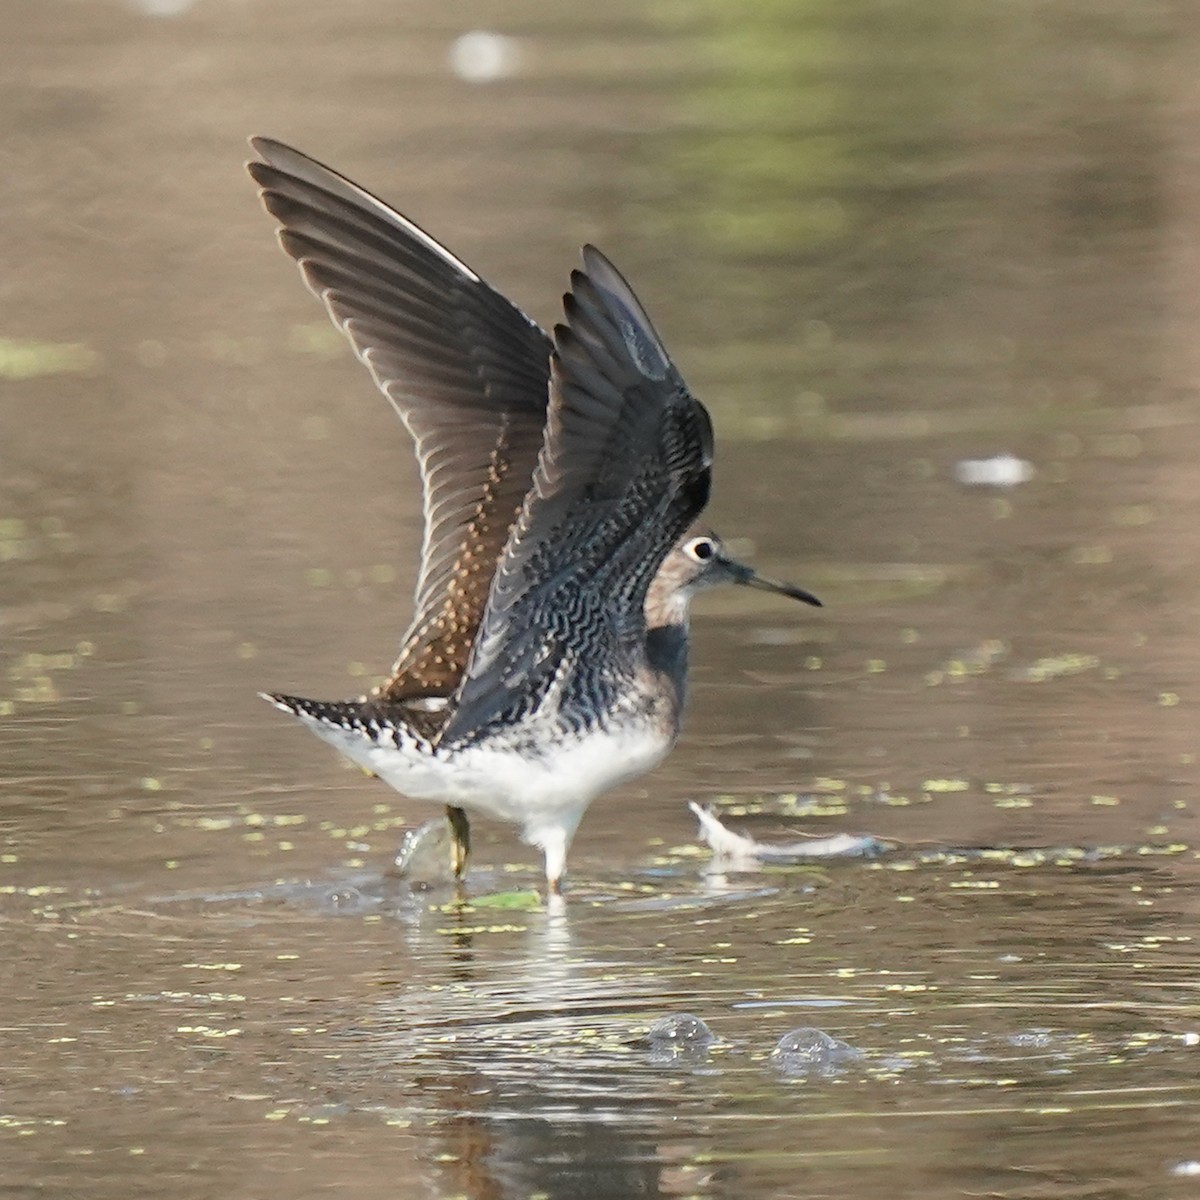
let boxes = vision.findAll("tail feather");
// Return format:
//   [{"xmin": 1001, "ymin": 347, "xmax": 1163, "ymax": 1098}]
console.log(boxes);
[
  {"xmin": 259, "ymin": 691, "xmax": 367, "ymax": 731},
  {"xmin": 259, "ymin": 690, "xmax": 444, "ymax": 746}
]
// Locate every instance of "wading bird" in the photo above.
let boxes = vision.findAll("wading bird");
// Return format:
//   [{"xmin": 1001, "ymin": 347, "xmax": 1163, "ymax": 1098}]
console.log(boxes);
[{"xmin": 249, "ymin": 139, "xmax": 820, "ymax": 892}]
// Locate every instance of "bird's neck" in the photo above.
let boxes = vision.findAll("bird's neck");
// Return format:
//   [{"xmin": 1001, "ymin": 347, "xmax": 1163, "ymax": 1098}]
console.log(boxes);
[
  {"xmin": 643, "ymin": 576, "xmax": 691, "ymax": 717},
  {"xmin": 644, "ymin": 620, "xmax": 688, "ymax": 718},
  {"xmin": 645, "ymin": 570, "xmax": 691, "ymax": 630}
]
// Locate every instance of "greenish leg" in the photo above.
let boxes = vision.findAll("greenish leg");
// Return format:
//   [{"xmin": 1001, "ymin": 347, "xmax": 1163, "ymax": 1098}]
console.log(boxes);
[{"xmin": 446, "ymin": 806, "xmax": 471, "ymax": 879}]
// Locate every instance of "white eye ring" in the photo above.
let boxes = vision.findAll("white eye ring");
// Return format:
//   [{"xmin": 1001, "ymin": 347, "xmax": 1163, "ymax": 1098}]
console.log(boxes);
[{"xmin": 684, "ymin": 537, "xmax": 716, "ymax": 562}]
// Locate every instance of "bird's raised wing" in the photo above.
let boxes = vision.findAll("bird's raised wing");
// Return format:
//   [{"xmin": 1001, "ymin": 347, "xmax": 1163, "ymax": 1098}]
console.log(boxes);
[
  {"xmin": 248, "ymin": 139, "xmax": 552, "ymax": 700},
  {"xmin": 441, "ymin": 246, "xmax": 713, "ymax": 744}
]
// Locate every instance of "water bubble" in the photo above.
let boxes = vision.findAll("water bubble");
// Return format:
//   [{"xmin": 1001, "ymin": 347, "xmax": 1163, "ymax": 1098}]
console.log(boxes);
[
  {"xmin": 326, "ymin": 886, "xmax": 367, "ymax": 911},
  {"xmin": 389, "ymin": 817, "xmax": 454, "ymax": 887},
  {"xmin": 770, "ymin": 1027, "xmax": 862, "ymax": 1076},
  {"xmin": 641, "ymin": 1013, "xmax": 716, "ymax": 1060}
]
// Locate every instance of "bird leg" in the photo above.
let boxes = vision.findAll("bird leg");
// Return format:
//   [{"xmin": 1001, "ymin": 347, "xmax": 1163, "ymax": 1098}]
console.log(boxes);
[
  {"xmin": 540, "ymin": 826, "xmax": 570, "ymax": 897},
  {"xmin": 446, "ymin": 806, "xmax": 471, "ymax": 879}
]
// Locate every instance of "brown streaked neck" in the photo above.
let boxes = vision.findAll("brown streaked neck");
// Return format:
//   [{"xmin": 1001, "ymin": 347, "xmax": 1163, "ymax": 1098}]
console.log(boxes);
[
  {"xmin": 643, "ymin": 561, "xmax": 692, "ymax": 722},
  {"xmin": 644, "ymin": 552, "xmax": 693, "ymax": 632}
]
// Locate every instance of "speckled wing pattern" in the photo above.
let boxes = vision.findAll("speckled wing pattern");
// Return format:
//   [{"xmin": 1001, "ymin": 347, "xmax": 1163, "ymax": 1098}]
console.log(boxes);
[
  {"xmin": 442, "ymin": 246, "xmax": 714, "ymax": 744},
  {"xmin": 248, "ymin": 139, "xmax": 551, "ymax": 701}
]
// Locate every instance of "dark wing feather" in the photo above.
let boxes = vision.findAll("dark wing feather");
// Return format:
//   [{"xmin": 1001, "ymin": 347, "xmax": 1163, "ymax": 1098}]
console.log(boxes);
[
  {"xmin": 440, "ymin": 246, "xmax": 713, "ymax": 744},
  {"xmin": 247, "ymin": 139, "xmax": 551, "ymax": 700}
]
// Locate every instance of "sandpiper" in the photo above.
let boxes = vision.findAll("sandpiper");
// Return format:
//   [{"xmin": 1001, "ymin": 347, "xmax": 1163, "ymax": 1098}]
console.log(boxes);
[{"xmin": 248, "ymin": 138, "xmax": 820, "ymax": 892}]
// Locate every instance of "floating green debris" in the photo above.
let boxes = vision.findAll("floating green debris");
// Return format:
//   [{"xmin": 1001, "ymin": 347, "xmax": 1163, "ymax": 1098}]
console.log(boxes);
[
  {"xmin": 939, "ymin": 639, "xmax": 1009, "ymax": 682},
  {"xmin": 811, "ymin": 778, "xmax": 847, "ymax": 793},
  {"xmin": 871, "ymin": 843, "xmax": 1188, "ymax": 872},
  {"xmin": 0, "ymin": 1115, "xmax": 67, "ymax": 1130},
  {"xmin": 469, "ymin": 889, "xmax": 543, "ymax": 911},
  {"xmin": 0, "ymin": 337, "xmax": 100, "ymax": 379},
  {"xmin": 434, "ymin": 923, "xmax": 527, "ymax": 936},
  {"xmin": 3, "ymin": 644, "xmax": 95, "ymax": 707},
  {"xmin": 922, "ymin": 778, "xmax": 970, "ymax": 793},
  {"xmin": 1011, "ymin": 653, "xmax": 1100, "ymax": 683},
  {"xmin": 661, "ymin": 843, "xmax": 708, "ymax": 860},
  {"xmin": 192, "ymin": 815, "xmax": 235, "ymax": 831},
  {"xmin": 877, "ymin": 793, "xmax": 919, "ymax": 807},
  {"xmin": 201, "ymin": 809, "xmax": 284, "ymax": 832},
  {"xmin": 711, "ymin": 791, "xmax": 850, "ymax": 819},
  {"xmin": 9, "ymin": 678, "xmax": 57, "ymax": 704}
]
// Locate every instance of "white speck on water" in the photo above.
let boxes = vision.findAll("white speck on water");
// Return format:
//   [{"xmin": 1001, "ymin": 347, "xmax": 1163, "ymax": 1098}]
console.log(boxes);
[
  {"xmin": 133, "ymin": 0, "xmax": 195, "ymax": 15},
  {"xmin": 954, "ymin": 454, "xmax": 1034, "ymax": 487},
  {"xmin": 1171, "ymin": 1161, "xmax": 1200, "ymax": 1177},
  {"xmin": 1182, "ymin": 1031, "xmax": 1200, "ymax": 1046},
  {"xmin": 733, "ymin": 998, "xmax": 851, "ymax": 1010},
  {"xmin": 449, "ymin": 31, "xmax": 521, "ymax": 83}
]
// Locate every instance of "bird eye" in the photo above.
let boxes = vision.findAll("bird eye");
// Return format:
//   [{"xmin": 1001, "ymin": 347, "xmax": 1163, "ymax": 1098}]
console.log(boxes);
[{"xmin": 685, "ymin": 537, "xmax": 715, "ymax": 561}]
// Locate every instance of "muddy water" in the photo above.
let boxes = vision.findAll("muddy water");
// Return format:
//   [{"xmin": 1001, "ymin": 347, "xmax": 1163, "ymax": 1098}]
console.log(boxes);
[{"xmin": 5, "ymin": 1, "xmax": 1200, "ymax": 1197}]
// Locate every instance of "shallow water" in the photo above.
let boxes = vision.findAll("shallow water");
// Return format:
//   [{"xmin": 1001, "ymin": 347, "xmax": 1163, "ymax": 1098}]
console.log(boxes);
[{"xmin": 5, "ymin": 1, "xmax": 1200, "ymax": 1196}]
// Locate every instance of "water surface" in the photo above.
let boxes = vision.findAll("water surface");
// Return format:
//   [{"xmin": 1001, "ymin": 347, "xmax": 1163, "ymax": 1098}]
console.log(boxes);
[{"xmin": 4, "ymin": 1, "xmax": 1200, "ymax": 1196}]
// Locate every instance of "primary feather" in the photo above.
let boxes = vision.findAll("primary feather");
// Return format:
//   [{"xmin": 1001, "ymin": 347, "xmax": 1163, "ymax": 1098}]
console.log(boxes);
[{"xmin": 249, "ymin": 138, "xmax": 550, "ymax": 702}]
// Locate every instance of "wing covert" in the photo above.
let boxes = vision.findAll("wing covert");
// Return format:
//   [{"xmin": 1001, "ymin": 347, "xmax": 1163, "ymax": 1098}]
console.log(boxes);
[
  {"xmin": 247, "ymin": 138, "xmax": 552, "ymax": 699},
  {"xmin": 441, "ymin": 245, "xmax": 714, "ymax": 744}
]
